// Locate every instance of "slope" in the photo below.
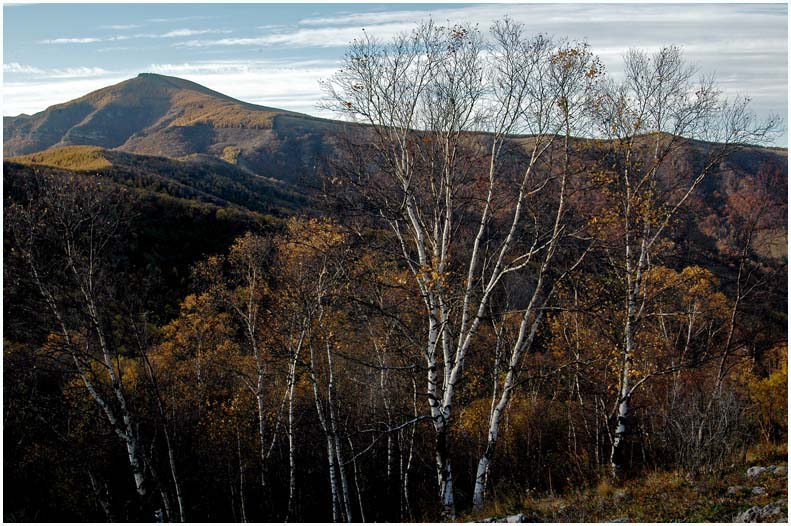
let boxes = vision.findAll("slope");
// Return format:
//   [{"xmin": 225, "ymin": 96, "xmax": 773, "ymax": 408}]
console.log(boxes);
[{"xmin": 7, "ymin": 145, "xmax": 312, "ymax": 216}]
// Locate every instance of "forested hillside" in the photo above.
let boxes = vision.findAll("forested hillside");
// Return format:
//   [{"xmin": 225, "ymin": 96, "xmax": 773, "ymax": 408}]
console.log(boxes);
[{"xmin": 3, "ymin": 20, "xmax": 787, "ymax": 523}]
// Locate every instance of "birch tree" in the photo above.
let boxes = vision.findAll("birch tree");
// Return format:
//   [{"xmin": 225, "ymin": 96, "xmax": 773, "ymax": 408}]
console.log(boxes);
[
  {"xmin": 588, "ymin": 45, "xmax": 779, "ymax": 477},
  {"xmin": 269, "ymin": 219, "xmax": 354, "ymax": 521},
  {"xmin": 323, "ymin": 19, "xmax": 586, "ymax": 517},
  {"xmin": 471, "ymin": 33, "xmax": 601, "ymax": 511},
  {"xmin": 195, "ymin": 232, "xmax": 278, "ymax": 499},
  {"xmin": 5, "ymin": 171, "xmax": 154, "ymax": 517}
]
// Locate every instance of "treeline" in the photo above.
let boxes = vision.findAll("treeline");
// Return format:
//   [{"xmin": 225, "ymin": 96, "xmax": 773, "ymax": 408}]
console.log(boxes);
[{"xmin": 3, "ymin": 20, "xmax": 787, "ymax": 522}]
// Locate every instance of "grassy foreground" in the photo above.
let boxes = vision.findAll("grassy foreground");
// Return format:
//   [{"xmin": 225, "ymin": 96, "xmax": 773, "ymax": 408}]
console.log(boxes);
[{"xmin": 464, "ymin": 443, "xmax": 788, "ymax": 522}]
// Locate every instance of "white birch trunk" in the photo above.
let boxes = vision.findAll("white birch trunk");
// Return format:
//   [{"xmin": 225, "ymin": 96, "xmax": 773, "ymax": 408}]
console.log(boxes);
[{"xmin": 286, "ymin": 360, "xmax": 298, "ymax": 521}]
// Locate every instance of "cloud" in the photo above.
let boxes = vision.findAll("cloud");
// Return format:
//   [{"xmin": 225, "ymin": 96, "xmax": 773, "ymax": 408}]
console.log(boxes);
[
  {"xmin": 175, "ymin": 22, "xmax": 415, "ymax": 48},
  {"xmin": 257, "ymin": 24, "xmax": 289, "ymax": 31},
  {"xmin": 3, "ymin": 62, "xmax": 45, "ymax": 74},
  {"xmin": 5, "ymin": 4, "xmax": 786, "ymax": 144},
  {"xmin": 178, "ymin": 3, "xmax": 787, "ymax": 55},
  {"xmin": 156, "ymin": 65, "xmax": 339, "ymax": 116},
  {"xmin": 147, "ymin": 58, "xmax": 335, "ymax": 75},
  {"xmin": 296, "ymin": 4, "xmax": 784, "ymax": 29},
  {"xmin": 297, "ymin": 9, "xmax": 439, "ymax": 27},
  {"xmin": 3, "ymin": 63, "xmax": 110, "ymax": 78},
  {"xmin": 161, "ymin": 28, "xmax": 232, "ymax": 38},
  {"xmin": 147, "ymin": 16, "xmax": 215, "ymax": 23},
  {"xmin": 39, "ymin": 29, "xmax": 231, "ymax": 44},
  {"xmin": 40, "ymin": 37, "xmax": 103, "ymax": 44},
  {"xmin": 100, "ymin": 24, "xmax": 140, "ymax": 30},
  {"xmin": 97, "ymin": 46, "xmax": 132, "ymax": 53},
  {"xmin": 2, "ymin": 60, "xmax": 340, "ymax": 119},
  {"xmin": 48, "ymin": 67, "xmax": 111, "ymax": 78}
]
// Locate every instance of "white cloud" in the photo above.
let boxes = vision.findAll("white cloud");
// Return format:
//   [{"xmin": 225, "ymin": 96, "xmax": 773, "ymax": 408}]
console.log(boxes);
[
  {"xmin": 148, "ymin": 16, "xmax": 214, "ymax": 23},
  {"xmin": 161, "ymin": 28, "xmax": 232, "ymax": 38},
  {"xmin": 39, "ymin": 29, "xmax": 231, "ymax": 45},
  {"xmin": 147, "ymin": 58, "xmax": 335, "ymax": 76},
  {"xmin": 296, "ymin": 4, "xmax": 783, "ymax": 29},
  {"xmin": 100, "ymin": 24, "xmax": 140, "ymax": 30},
  {"xmin": 48, "ymin": 67, "xmax": 111, "ymax": 78},
  {"xmin": 3, "ymin": 63, "xmax": 110, "ymax": 78},
  {"xmin": 5, "ymin": 4, "xmax": 786, "ymax": 144},
  {"xmin": 3, "ymin": 62, "xmax": 45, "ymax": 74},
  {"xmin": 175, "ymin": 22, "xmax": 415, "ymax": 48},
  {"xmin": 143, "ymin": 59, "xmax": 339, "ymax": 114},
  {"xmin": 40, "ymin": 37, "xmax": 103, "ymax": 44},
  {"xmin": 2, "ymin": 61, "xmax": 339, "ymax": 119},
  {"xmin": 256, "ymin": 24, "xmax": 289, "ymax": 31},
  {"xmin": 297, "ymin": 9, "xmax": 441, "ymax": 27}
]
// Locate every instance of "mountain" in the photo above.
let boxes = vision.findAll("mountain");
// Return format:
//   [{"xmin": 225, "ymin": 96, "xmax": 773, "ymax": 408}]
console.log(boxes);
[
  {"xmin": 3, "ymin": 74, "xmax": 787, "ymax": 262},
  {"xmin": 3, "ymin": 73, "xmax": 339, "ymax": 182}
]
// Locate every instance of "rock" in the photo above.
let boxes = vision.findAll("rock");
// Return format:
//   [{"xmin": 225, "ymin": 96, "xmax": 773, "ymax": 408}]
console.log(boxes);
[
  {"xmin": 478, "ymin": 513, "xmax": 540, "ymax": 523},
  {"xmin": 772, "ymin": 466, "xmax": 787, "ymax": 476},
  {"xmin": 610, "ymin": 518, "xmax": 630, "ymax": 523},
  {"xmin": 728, "ymin": 486, "xmax": 745, "ymax": 496},
  {"xmin": 734, "ymin": 506, "xmax": 764, "ymax": 522},
  {"xmin": 747, "ymin": 466, "xmax": 769, "ymax": 478},
  {"xmin": 614, "ymin": 489, "xmax": 629, "ymax": 500},
  {"xmin": 733, "ymin": 503, "xmax": 784, "ymax": 522},
  {"xmin": 751, "ymin": 486, "xmax": 767, "ymax": 496}
]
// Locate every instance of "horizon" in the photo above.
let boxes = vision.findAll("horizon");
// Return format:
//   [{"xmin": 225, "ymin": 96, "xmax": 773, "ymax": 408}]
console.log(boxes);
[{"xmin": 3, "ymin": 3, "xmax": 789, "ymax": 146}]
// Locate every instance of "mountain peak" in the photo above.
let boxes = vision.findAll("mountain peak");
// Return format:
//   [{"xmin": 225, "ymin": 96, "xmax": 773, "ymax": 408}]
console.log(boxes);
[
  {"xmin": 130, "ymin": 72, "xmax": 233, "ymax": 98},
  {"xmin": 3, "ymin": 74, "xmax": 328, "ymax": 181},
  {"xmin": 3, "ymin": 74, "xmax": 293, "ymax": 157}
]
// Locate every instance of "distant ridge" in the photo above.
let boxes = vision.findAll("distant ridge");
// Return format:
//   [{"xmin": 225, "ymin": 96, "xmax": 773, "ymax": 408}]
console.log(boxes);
[{"xmin": 3, "ymin": 73, "xmax": 787, "ymax": 256}]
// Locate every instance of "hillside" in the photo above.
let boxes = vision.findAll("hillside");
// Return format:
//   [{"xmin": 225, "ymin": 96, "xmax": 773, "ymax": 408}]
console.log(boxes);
[
  {"xmin": 3, "ymin": 73, "xmax": 338, "ymax": 182},
  {"xmin": 3, "ymin": 160, "xmax": 276, "ymax": 322},
  {"xmin": 7, "ymin": 145, "xmax": 311, "ymax": 216}
]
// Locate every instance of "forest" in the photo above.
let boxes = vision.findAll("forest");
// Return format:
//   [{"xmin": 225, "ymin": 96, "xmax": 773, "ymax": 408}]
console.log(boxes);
[{"xmin": 3, "ymin": 20, "xmax": 787, "ymax": 522}]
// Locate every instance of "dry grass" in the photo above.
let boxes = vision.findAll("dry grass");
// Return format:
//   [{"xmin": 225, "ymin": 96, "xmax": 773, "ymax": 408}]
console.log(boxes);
[
  {"xmin": 463, "ymin": 442, "xmax": 788, "ymax": 523},
  {"xmin": 164, "ymin": 89, "xmax": 275, "ymax": 129},
  {"xmin": 9, "ymin": 145, "xmax": 112, "ymax": 171},
  {"xmin": 221, "ymin": 146, "xmax": 242, "ymax": 164},
  {"xmin": 595, "ymin": 477, "xmax": 615, "ymax": 498}
]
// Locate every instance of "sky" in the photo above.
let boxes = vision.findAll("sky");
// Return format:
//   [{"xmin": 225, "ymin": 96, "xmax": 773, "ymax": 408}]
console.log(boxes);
[{"xmin": 3, "ymin": 3, "xmax": 788, "ymax": 145}]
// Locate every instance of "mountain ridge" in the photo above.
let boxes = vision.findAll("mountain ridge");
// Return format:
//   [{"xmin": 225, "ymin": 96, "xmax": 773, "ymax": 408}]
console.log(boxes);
[
  {"xmin": 3, "ymin": 74, "xmax": 788, "ymax": 263},
  {"xmin": 4, "ymin": 74, "xmax": 787, "ymax": 175}
]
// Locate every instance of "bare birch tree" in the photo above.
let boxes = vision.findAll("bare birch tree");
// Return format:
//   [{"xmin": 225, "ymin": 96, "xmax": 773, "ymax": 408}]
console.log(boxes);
[
  {"xmin": 5, "ymin": 172, "xmax": 154, "ymax": 517},
  {"xmin": 589, "ymin": 45, "xmax": 779, "ymax": 477},
  {"xmin": 323, "ymin": 19, "xmax": 589, "ymax": 517},
  {"xmin": 471, "ymin": 30, "xmax": 601, "ymax": 511}
]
